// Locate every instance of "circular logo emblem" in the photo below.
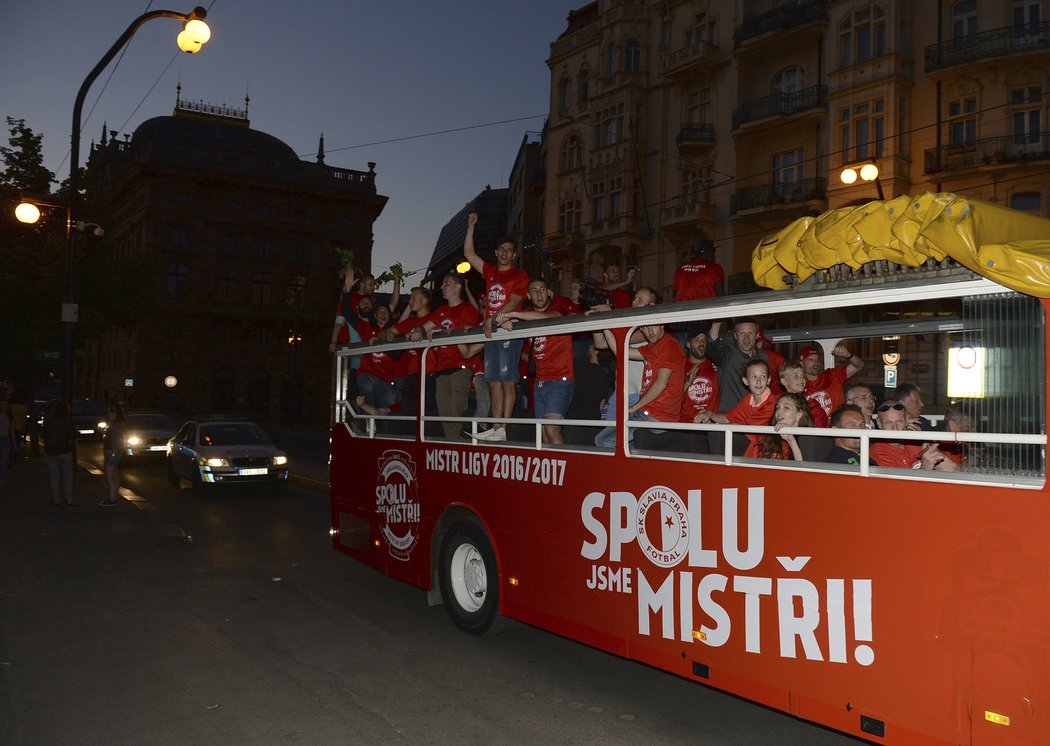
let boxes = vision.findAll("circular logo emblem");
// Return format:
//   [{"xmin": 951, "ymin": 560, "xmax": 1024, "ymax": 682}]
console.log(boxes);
[
  {"xmin": 488, "ymin": 284, "xmax": 508, "ymax": 311},
  {"xmin": 375, "ymin": 450, "xmax": 421, "ymax": 561},
  {"xmin": 687, "ymin": 376, "xmax": 713, "ymax": 405},
  {"xmin": 635, "ymin": 485, "xmax": 689, "ymax": 567}
]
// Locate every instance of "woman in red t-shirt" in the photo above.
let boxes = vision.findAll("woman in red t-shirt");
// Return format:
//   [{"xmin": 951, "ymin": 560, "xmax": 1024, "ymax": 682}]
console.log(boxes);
[{"xmin": 745, "ymin": 392, "xmax": 813, "ymax": 461}]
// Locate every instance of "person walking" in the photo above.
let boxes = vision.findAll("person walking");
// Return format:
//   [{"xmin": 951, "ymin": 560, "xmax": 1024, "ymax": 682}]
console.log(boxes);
[
  {"xmin": 42, "ymin": 400, "xmax": 77, "ymax": 506},
  {"xmin": 100, "ymin": 403, "xmax": 126, "ymax": 507},
  {"xmin": 0, "ymin": 400, "xmax": 14, "ymax": 488}
]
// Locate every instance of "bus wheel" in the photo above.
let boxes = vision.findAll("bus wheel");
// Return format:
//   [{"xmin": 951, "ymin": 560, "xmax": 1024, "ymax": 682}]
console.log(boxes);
[{"xmin": 438, "ymin": 520, "xmax": 499, "ymax": 636}]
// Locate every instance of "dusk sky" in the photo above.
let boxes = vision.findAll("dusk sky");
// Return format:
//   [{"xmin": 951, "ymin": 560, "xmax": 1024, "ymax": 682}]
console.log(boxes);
[{"xmin": 2, "ymin": 0, "xmax": 576, "ymax": 286}]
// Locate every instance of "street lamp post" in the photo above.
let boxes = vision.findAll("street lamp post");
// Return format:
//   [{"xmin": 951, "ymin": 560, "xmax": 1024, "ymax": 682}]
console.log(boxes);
[
  {"xmin": 840, "ymin": 162, "xmax": 885, "ymax": 201},
  {"xmin": 60, "ymin": 6, "xmax": 211, "ymax": 404}
]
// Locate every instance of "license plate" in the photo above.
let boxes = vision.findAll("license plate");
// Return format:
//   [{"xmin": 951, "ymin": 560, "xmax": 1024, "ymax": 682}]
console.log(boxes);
[
  {"xmin": 239, "ymin": 467, "xmax": 268, "ymax": 476},
  {"xmin": 149, "ymin": 445, "xmax": 167, "ymax": 451}
]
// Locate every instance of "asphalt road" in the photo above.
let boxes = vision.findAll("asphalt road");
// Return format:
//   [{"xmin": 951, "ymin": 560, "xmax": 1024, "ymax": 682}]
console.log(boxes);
[{"xmin": 0, "ymin": 443, "xmax": 867, "ymax": 745}]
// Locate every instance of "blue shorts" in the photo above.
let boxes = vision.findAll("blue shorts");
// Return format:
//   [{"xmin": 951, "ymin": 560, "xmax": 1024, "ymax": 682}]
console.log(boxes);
[
  {"xmin": 483, "ymin": 338, "xmax": 524, "ymax": 382},
  {"xmin": 534, "ymin": 379, "xmax": 575, "ymax": 419}
]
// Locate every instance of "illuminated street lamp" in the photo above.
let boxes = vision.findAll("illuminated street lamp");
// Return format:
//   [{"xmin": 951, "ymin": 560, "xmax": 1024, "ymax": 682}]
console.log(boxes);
[
  {"xmin": 840, "ymin": 162, "xmax": 885, "ymax": 200},
  {"xmin": 456, "ymin": 261, "xmax": 471, "ymax": 274},
  {"xmin": 55, "ymin": 6, "xmax": 211, "ymax": 404}
]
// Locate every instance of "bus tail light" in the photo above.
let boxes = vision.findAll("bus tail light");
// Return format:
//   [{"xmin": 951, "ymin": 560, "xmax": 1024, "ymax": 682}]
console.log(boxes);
[{"xmin": 508, "ymin": 577, "xmax": 519, "ymax": 586}]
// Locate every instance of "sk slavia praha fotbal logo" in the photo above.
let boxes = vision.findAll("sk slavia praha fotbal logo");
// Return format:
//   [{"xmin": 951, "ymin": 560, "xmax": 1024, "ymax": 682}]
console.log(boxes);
[{"xmin": 375, "ymin": 450, "xmax": 421, "ymax": 561}]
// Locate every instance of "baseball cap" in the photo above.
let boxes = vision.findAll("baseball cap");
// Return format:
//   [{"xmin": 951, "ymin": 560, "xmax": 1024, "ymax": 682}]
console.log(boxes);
[{"xmin": 799, "ymin": 345, "xmax": 822, "ymax": 360}]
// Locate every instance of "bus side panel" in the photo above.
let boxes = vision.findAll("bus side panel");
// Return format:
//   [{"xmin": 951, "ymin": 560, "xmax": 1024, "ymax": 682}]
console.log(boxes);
[{"xmin": 333, "ymin": 430, "xmax": 1050, "ymax": 745}]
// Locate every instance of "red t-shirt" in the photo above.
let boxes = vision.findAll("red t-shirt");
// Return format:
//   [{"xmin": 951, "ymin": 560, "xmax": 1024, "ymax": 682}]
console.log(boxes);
[
  {"xmin": 679, "ymin": 358, "xmax": 719, "ymax": 422},
  {"xmin": 743, "ymin": 438, "xmax": 792, "ymax": 460},
  {"xmin": 520, "ymin": 296, "xmax": 576, "ymax": 381},
  {"xmin": 870, "ymin": 442, "xmax": 924, "ymax": 469},
  {"xmin": 393, "ymin": 314, "xmax": 430, "ymax": 377},
  {"xmin": 804, "ymin": 366, "xmax": 849, "ymax": 418},
  {"xmin": 598, "ymin": 282, "xmax": 633, "ymax": 310},
  {"xmin": 673, "ymin": 258, "xmax": 724, "ymax": 302},
  {"xmin": 357, "ymin": 347, "xmax": 400, "ymax": 383},
  {"xmin": 636, "ymin": 334, "xmax": 686, "ymax": 423},
  {"xmin": 426, "ymin": 302, "xmax": 480, "ymax": 373},
  {"xmin": 725, "ymin": 388, "xmax": 775, "ymax": 426},
  {"xmin": 482, "ymin": 262, "xmax": 528, "ymax": 320},
  {"xmin": 764, "ymin": 347, "xmax": 785, "ymax": 396}
]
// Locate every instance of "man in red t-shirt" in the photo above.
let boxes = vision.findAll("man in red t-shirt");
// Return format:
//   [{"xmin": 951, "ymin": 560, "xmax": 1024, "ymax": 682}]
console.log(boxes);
[
  {"xmin": 870, "ymin": 400, "xmax": 959, "ymax": 472},
  {"xmin": 680, "ymin": 328, "xmax": 719, "ymax": 424},
  {"xmin": 598, "ymin": 263, "xmax": 637, "ymax": 310},
  {"xmin": 800, "ymin": 343, "xmax": 864, "ymax": 420},
  {"xmin": 463, "ymin": 212, "xmax": 528, "ymax": 442},
  {"xmin": 696, "ymin": 358, "xmax": 776, "ymax": 455},
  {"xmin": 407, "ymin": 273, "xmax": 479, "ymax": 440},
  {"xmin": 673, "ymin": 239, "xmax": 724, "ymax": 302},
  {"xmin": 497, "ymin": 277, "xmax": 577, "ymax": 444}
]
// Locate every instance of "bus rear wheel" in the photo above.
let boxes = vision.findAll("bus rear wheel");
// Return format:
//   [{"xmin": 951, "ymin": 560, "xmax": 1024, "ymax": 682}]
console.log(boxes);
[{"xmin": 438, "ymin": 520, "xmax": 499, "ymax": 636}]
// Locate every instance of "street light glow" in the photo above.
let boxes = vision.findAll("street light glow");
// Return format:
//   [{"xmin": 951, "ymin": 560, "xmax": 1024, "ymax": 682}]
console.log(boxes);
[
  {"xmin": 859, "ymin": 163, "xmax": 880, "ymax": 182},
  {"xmin": 840, "ymin": 167, "xmax": 858, "ymax": 185},
  {"xmin": 456, "ymin": 261, "xmax": 471, "ymax": 274},
  {"xmin": 184, "ymin": 18, "xmax": 211, "ymax": 44},
  {"xmin": 15, "ymin": 202, "xmax": 41, "ymax": 224}
]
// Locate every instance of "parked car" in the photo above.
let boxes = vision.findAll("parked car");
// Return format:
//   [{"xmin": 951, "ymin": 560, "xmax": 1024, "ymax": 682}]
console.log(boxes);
[
  {"xmin": 167, "ymin": 419, "xmax": 289, "ymax": 492},
  {"xmin": 123, "ymin": 413, "xmax": 178, "ymax": 457},
  {"xmin": 72, "ymin": 399, "xmax": 107, "ymax": 440}
]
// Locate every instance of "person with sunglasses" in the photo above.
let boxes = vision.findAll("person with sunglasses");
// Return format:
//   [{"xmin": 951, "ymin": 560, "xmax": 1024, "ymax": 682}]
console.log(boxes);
[{"xmin": 871, "ymin": 400, "xmax": 959, "ymax": 471}]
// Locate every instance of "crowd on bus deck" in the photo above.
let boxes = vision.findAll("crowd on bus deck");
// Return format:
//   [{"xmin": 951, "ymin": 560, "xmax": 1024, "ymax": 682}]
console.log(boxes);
[{"xmin": 330, "ymin": 233, "xmax": 972, "ymax": 472}]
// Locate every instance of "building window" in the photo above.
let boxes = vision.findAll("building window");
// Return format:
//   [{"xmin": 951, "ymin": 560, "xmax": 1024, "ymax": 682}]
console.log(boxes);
[
  {"xmin": 681, "ymin": 166, "xmax": 712, "ymax": 204},
  {"xmin": 773, "ymin": 148, "xmax": 805, "ymax": 186},
  {"xmin": 253, "ymin": 239, "xmax": 272, "ymax": 260},
  {"xmin": 559, "ymin": 200, "xmax": 582, "ymax": 233},
  {"xmin": 685, "ymin": 87, "xmax": 713, "ymax": 124},
  {"xmin": 947, "ymin": 97, "xmax": 977, "ymax": 145},
  {"xmin": 774, "ymin": 66, "xmax": 805, "ymax": 96},
  {"xmin": 1011, "ymin": 192, "xmax": 1042, "ymax": 212},
  {"xmin": 840, "ymin": 99, "xmax": 885, "ymax": 161},
  {"xmin": 169, "ymin": 229, "xmax": 189, "ymax": 250},
  {"xmin": 605, "ymin": 42, "xmax": 618, "ymax": 75},
  {"xmin": 217, "ymin": 267, "xmax": 238, "ymax": 302},
  {"xmin": 684, "ymin": 12, "xmax": 717, "ymax": 46},
  {"xmin": 251, "ymin": 272, "xmax": 272, "ymax": 305},
  {"xmin": 285, "ymin": 275, "xmax": 306, "ymax": 307},
  {"xmin": 951, "ymin": 0, "xmax": 977, "ymax": 43},
  {"xmin": 167, "ymin": 263, "xmax": 188, "ymax": 298},
  {"xmin": 560, "ymin": 135, "xmax": 583, "ymax": 171},
  {"xmin": 1014, "ymin": 1, "xmax": 1042, "ymax": 38},
  {"xmin": 593, "ymin": 182, "xmax": 606, "ymax": 221},
  {"xmin": 291, "ymin": 243, "xmax": 309, "ymax": 262},
  {"xmin": 839, "ymin": 5, "xmax": 886, "ymax": 67},
  {"xmin": 595, "ymin": 104, "xmax": 625, "ymax": 147},
  {"xmin": 607, "ymin": 177, "xmax": 624, "ymax": 217},
  {"xmin": 221, "ymin": 233, "xmax": 239, "ymax": 256},
  {"xmin": 578, "ymin": 69, "xmax": 590, "ymax": 103},
  {"xmin": 557, "ymin": 77, "xmax": 571, "ymax": 110},
  {"xmin": 624, "ymin": 41, "xmax": 641, "ymax": 72},
  {"xmin": 1010, "ymin": 87, "xmax": 1043, "ymax": 145}
]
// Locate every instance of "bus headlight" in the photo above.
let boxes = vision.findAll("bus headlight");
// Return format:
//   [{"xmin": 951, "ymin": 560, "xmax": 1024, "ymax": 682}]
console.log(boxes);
[{"xmin": 204, "ymin": 457, "xmax": 229, "ymax": 467}]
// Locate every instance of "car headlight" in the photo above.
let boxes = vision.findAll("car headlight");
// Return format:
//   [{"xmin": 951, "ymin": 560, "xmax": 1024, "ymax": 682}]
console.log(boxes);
[
  {"xmin": 272, "ymin": 455, "xmax": 288, "ymax": 466},
  {"xmin": 127, "ymin": 436, "xmax": 142, "ymax": 446},
  {"xmin": 204, "ymin": 457, "xmax": 229, "ymax": 467},
  {"xmin": 98, "ymin": 421, "xmax": 109, "ymax": 430}
]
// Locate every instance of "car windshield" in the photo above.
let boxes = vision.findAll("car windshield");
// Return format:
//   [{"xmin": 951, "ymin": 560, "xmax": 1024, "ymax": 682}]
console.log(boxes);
[
  {"xmin": 72, "ymin": 401, "xmax": 102, "ymax": 416},
  {"xmin": 199, "ymin": 423, "xmax": 270, "ymax": 447},
  {"xmin": 127, "ymin": 414, "xmax": 176, "ymax": 430}
]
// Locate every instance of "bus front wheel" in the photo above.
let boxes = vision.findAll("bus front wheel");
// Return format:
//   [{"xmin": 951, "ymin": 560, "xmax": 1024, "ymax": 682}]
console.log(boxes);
[{"xmin": 438, "ymin": 520, "xmax": 499, "ymax": 635}]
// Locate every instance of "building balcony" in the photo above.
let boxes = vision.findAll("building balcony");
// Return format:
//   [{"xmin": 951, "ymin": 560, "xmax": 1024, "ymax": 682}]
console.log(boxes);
[
  {"xmin": 732, "ymin": 85, "xmax": 827, "ymax": 131},
  {"xmin": 675, "ymin": 123, "xmax": 715, "ymax": 155},
  {"xmin": 729, "ymin": 178, "xmax": 826, "ymax": 216},
  {"xmin": 924, "ymin": 133, "xmax": 1050, "ymax": 173},
  {"xmin": 734, "ymin": 0, "xmax": 828, "ymax": 51},
  {"xmin": 660, "ymin": 40, "xmax": 721, "ymax": 83},
  {"xmin": 587, "ymin": 214, "xmax": 644, "ymax": 240},
  {"xmin": 549, "ymin": 23, "xmax": 599, "ymax": 62},
  {"xmin": 925, "ymin": 22, "xmax": 1050, "ymax": 73},
  {"xmin": 660, "ymin": 200, "xmax": 715, "ymax": 244},
  {"xmin": 601, "ymin": 3, "xmax": 651, "ymax": 25}
]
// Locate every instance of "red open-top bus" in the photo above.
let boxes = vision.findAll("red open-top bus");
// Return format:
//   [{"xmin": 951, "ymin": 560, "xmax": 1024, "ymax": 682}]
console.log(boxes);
[{"xmin": 330, "ymin": 197, "xmax": 1049, "ymax": 745}]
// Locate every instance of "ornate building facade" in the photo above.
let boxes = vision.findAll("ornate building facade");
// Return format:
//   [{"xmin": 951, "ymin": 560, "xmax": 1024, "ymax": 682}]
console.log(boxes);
[
  {"xmin": 543, "ymin": 0, "xmax": 1050, "ymax": 297},
  {"xmin": 82, "ymin": 96, "xmax": 387, "ymax": 423}
]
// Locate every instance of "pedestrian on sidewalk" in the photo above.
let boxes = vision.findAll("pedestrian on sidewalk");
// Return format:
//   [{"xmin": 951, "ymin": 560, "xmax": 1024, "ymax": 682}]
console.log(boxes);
[
  {"xmin": 100, "ymin": 402, "xmax": 126, "ymax": 507},
  {"xmin": 0, "ymin": 400, "xmax": 15, "ymax": 488},
  {"xmin": 42, "ymin": 400, "xmax": 77, "ymax": 506}
]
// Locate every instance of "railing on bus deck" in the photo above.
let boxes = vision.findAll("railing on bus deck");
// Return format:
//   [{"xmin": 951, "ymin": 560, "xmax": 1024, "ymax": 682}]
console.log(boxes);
[
  {"xmin": 623, "ymin": 420, "xmax": 1046, "ymax": 487},
  {"xmin": 331, "ymin": 270, "xmax": 1043, "ymax": 484}
]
